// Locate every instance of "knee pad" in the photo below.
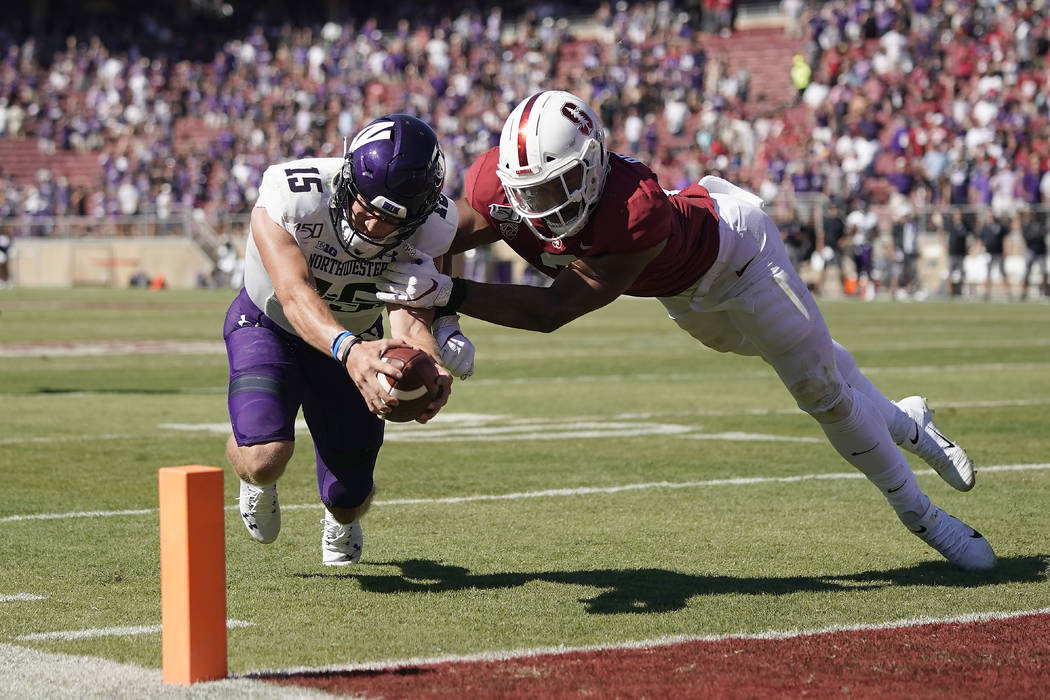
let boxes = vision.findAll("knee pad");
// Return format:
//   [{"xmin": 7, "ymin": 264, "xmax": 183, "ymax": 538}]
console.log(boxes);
[{"xmin": 789, "ymin": 375, "xmax": 850, "ymax": 420}]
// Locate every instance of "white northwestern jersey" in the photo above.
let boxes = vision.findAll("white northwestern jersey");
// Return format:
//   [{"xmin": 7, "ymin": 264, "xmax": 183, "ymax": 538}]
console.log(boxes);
[{"xmin": 244, "ymin": 157, "xmax": 457, "ymax": 336}]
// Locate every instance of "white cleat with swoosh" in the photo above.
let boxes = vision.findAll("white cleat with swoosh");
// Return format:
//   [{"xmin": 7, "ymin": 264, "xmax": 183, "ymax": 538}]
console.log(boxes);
[{"xmin": 895, "ymin": 396, "xmax": 975, "ymax": 492}]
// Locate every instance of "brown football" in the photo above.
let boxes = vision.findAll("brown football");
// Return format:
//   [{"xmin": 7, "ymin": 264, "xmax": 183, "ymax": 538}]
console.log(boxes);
[{"xmin": 377, "ymin": 347, "xmax": 441, "ymax": 422}]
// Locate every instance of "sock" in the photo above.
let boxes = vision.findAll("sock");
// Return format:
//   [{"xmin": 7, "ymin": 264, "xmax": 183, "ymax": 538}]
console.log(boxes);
[
  {"xmin": 833, "ymin": 340, "xmax": 913, "ymax": 444},
  {"xmin": 818, "ymin": 387, "xmax": 928, "ymax": 521}
]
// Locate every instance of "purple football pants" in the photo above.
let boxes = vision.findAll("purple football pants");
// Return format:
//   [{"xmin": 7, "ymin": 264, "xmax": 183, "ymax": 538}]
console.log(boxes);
[{"xmin": 223, "ymin": 288, "xmax": 384, "ymax": 510}]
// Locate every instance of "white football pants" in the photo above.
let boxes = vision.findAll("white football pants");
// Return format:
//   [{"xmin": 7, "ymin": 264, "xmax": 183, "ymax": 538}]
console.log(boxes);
[{"xmin": 658, "ymin": 179, "xmax": 927, "ymax": 520}]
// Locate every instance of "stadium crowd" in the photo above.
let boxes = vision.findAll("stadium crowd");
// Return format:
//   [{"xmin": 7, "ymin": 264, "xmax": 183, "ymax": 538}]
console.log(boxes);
[{"xmin": 0, "ymin": 0, "xmax": 1048, "ymax": 298}]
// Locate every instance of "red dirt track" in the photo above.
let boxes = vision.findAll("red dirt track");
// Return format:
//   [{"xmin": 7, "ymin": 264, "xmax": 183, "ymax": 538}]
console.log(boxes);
[{"xmin": 264, "ymin": 613, "xmax": 1050, "ymax": 699}]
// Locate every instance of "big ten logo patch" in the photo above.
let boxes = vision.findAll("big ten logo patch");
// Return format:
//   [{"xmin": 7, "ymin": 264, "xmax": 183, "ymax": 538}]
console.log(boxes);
[{"xmin": 315, "ymin": 240, "xmax": 338, "ymax": 257}]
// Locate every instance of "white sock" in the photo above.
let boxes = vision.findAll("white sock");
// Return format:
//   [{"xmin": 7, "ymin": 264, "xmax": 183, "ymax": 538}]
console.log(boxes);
[
  {"xmin": 833, "ymin": 341, "xmax": 913, "ymax": 444},
  {"xmin": 818, "ymin": 388, "xmax": 927, "ymax": 521}
]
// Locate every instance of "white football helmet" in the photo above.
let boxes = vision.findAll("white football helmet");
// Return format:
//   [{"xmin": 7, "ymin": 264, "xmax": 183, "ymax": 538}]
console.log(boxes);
[{"xmin": 496, "ymin": 90, "xmax": 610, "ymax": 241}]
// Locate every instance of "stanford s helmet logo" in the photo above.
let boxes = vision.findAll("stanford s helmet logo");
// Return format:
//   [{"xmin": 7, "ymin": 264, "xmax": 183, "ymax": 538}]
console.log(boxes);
[{"xmin": 561, "ymin": 103, "xmax": 593, "ymax": 135}]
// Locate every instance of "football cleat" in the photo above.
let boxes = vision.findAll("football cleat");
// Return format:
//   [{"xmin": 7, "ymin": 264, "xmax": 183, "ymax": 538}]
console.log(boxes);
[
  {"xmin": 895, "ymin": 396, "xmax": 975, "ymax": 492},
  {"xmin": 238, "ymin": 479, "xmax": 281, "ymax": 544},
  {"xmin": 321, "ymin": 509, "xmax": 363, "ymax": 566},
  {"xmin": 901, "ymin": 504, "xmax": 997, "ymax": 572}
]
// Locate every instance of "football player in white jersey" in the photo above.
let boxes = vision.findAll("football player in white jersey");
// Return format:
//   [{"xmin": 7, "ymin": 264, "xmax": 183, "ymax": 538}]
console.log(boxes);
[{"xmin": 223, "ymin": 114, "xmax": 475, "ymax": 566}]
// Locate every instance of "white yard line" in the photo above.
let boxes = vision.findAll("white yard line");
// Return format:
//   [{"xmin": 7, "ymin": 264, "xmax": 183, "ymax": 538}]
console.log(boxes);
[
  {"xmin": 0, "ymin": 643, "xmax": 329, "ymax": 699},
  {"xmin": 0, "ymin": 593, "xmax": 47, "ymax": 603},
  {"xmin": 14, "ymin": 620, "xmax": 252, "ymax": 642},
  {"xmin": 8, "ymin": 608, "xmax": 1047, "ymax": 698},
  {"xmin": 247, "ymin": 606, "xmax": 1050, "ymax": 677},
  {"xmin": 2, "ymin": 463, "xmax": 1047, "ymax": 524}
]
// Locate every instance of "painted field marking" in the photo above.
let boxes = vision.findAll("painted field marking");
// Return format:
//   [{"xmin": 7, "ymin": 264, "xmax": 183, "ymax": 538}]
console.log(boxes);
[
  {"xmin": 3, "ymin": 609, "xmax": 1049, "ymax": 699},
  {"xmin": 6, "ymin": 395, "xmax": 1050, "ymax": 446},
  {"xmin": 13, "ymin": 620, "xmax": 252, "ymax": 642},
  {"xmin": 2, "ymin": 463, "xmax": 1047, "ymax": 524},
  {"xmin": 0, "ymin": 593, "xmax": 47, "ymax": 603},
  {"xmin": 246, "ymin": 606, "xmax": 1050, "ymax": 678},
  {"xmin": 0, "ymin": 641, "xmax": 319, "ymax": 700}
]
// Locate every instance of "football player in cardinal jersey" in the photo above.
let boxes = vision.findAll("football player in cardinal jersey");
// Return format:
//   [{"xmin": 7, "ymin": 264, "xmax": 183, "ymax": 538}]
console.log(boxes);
[
  {"xmin": 377, "ymin": 91, "xmax": 996, "ymax": 572},
  {"xmin": 224, "ymin": 114, "xmax": 475, "ymax": 566}
]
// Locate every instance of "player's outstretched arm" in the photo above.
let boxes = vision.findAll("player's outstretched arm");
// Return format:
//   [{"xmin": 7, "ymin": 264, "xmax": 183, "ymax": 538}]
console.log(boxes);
[
  {"xmin": 377, "ymin": 239, "xmax": 665, "ymax": 332},
  {"xmin": 456, "ymin": 241, "xmax": 666, "ymax": 332}
]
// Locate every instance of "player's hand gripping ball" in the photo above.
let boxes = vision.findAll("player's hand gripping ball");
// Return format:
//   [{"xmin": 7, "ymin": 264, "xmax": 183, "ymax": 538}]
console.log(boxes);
[{"xmin": 377, "ymin": 347, "xmax": 441, "ymax": 422}]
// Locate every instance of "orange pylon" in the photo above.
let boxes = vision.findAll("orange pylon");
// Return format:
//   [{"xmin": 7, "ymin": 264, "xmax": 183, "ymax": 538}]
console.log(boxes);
[{"xmin": 159, "ymin": 465, "xmax": 227, "ymax": 683}]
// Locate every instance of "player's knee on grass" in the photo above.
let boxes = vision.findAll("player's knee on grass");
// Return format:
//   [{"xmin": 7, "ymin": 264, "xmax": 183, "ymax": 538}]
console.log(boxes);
[{"xmin": 789, "ymin": 375, "xmax": 851, "ymax": 423}]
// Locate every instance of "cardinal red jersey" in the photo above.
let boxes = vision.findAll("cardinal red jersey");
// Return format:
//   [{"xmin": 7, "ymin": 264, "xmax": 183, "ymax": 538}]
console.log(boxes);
[{"xmin": 463, "ymin": 147, "xmax": 720, "ymax": 297}]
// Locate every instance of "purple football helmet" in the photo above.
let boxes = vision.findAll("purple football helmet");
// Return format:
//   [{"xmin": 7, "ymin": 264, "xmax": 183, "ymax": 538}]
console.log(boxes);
[{"xmin": 332, "ymin": 114, "xmax": 446, "ymax": 258}]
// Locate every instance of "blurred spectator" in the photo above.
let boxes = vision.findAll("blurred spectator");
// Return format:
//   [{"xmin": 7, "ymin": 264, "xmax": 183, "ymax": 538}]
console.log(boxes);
[
  {"xmin": 705, "ymin": 0, "xmax": 735, "ymax": 37},
  {"xmin": 782, "ymin": 0, "xmax": 804, "ymax": 39},
  {"xmin": 977, "ymin": 211, "xmax": 1012, "ymax": 301},
  {"xmin": 1019, "ymin": 208, "xmax": 1049, "ymax": 300},
  {"xmin": 815, "ymin": 199, "xmax": 847, "ymax": 296},
  {"xmin": 846, "ymin": 201, "xmax": 877, "ymax": 300},
  {"xmin": 0, "ymin": 230, "xmax": 10, "ymax": 287},
  {"xmin": 940, "ymin": 209, "xmax": 972, "ymax": 298},
  {"xmin": 779, "ymin": 207, "xmax": 806, "ymax": 272},
  {"xmin": 790, "ymin": 54, "xmax": 811, "ymax": 104},
  {"xmin": 889, "ymin": 205, "xmax": 922, "ymax": 300}
]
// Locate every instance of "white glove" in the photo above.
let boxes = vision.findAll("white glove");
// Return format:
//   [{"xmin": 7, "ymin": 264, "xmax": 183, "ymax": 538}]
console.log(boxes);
[
  {"xmin": 376, "ymin": 259, "xmax": 453, "ymax": 308},
  {"xmin": 432, "ymin": 315, "xmax": 475, "ymax": 380}
]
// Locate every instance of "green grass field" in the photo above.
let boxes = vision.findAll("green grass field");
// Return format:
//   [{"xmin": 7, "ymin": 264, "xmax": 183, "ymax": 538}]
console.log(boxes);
[{"xmin": 1, "ymin": 288, "xmax": 1049, "ymax": 684}]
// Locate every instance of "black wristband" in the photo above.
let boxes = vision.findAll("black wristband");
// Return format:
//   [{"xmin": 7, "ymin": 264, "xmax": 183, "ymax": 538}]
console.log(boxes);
[
  {"xmin": 337, "ymin": 334, "xmax": 362, "ymax": 364},
  {"xmin": 435, "ymin": 277, "xmax": 468, "ymax": 318}
]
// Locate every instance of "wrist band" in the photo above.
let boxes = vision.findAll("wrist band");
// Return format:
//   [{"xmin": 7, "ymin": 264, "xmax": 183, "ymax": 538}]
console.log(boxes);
[
  {"xmin": 337, "ymin": 334, "xmax": 362, "ymax": 364},
  {"xmin": 435, "ymin": 277, "xmax": 468, "ymax": 318},
  {"xmin": 330, "ymin": 330, "xmax": 354, "ymax": 361}
]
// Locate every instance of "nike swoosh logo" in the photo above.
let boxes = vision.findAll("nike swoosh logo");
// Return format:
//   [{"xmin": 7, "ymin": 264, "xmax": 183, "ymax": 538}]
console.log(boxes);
[
  {"xmin": 910, "ymin": 526, "xmax": 927, "ymax": 534},
  {"xmin": 887, "ymin": 484, "xmax": 905, "ymax": 493},
  {"xmin": 404, "ymin": 280, "xmax": 438, "ymax": 303},
  {"xmin": 931, "ymin": 428, "xmax": 955, "ymax": 448},
  {"xmin": 850, "ymin": 442, "xmax": 879, "ymax": 456},
  {"xmin": 735, "ymin": 256, "xmax": 756, "ymax": 277},
  {"xmin": 909, "ymin": 424, "xmax": 920, "ymax": 445}
]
